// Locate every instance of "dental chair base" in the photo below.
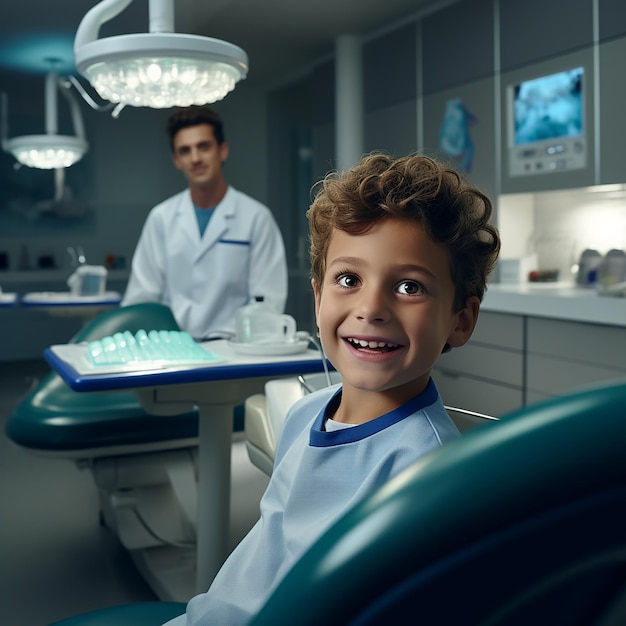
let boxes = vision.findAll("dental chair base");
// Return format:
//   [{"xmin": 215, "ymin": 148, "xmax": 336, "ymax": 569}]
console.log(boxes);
[
  {"xmin": 4, "ymin": 303, "xmax": 205, "ymax": 602},
  {"xmin": 9, "ymin": 388, "xmax": 202, "ymax": 602},
  {"xmin": 93, "ymin": 447, "xmax": 199, "ymax": 601}
]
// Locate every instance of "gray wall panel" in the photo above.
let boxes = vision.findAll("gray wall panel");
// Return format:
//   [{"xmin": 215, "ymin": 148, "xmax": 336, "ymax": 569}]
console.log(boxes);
[
  {"xmin": 311, "ymin": 60, "xmax": 335, "ymax": 126},
  {"xmin": 422, "ymin": 0, "xmax": 494, "ymax": 94},
  {"xmin": 363, "ymin": 23, "xmax": 417, "ymax": 111},
  {"xmin": 500, "ymin": 0, "xmax": 592, "ymax": 71},
  {"xmin": 599, "ymin": 0, "xmax": 626, "ymax": 41},
  {"xmin": 364, "ymin": 100, "xmax": 418, "ymax": 157},
  {"xmin": 599, "ymin": 38, "xmax": 626, "ymax": 183},
  {"xmin": 422, "ymin": 76, "xmax": 497, "ymax": 201}
]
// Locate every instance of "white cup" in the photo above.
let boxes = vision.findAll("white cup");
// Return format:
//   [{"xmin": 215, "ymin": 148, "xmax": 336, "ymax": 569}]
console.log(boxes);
[{"xmin": 236, "ymin": 305, "xmax": 297, "ymax": 345}]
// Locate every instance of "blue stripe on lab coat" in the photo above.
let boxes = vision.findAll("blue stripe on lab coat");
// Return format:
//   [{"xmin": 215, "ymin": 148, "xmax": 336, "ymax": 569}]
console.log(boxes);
[{"xmin": 219, "ymin": 239, "xmax": 251, "ymax": 246}]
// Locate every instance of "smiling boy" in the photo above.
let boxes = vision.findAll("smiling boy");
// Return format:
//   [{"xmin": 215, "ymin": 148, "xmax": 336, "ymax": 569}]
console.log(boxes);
[
  {"xmin": 314, "ymin": 218, "xmax": 474, "ymax": 422},
  {"xmin": 169, "ymin": 153, "xmax": 501, "ymax": 625}
]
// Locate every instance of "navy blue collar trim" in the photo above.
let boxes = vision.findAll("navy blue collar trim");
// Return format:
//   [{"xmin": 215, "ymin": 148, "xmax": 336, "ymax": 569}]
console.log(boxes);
[{"xmin": 309, "ymin": 378, "xmax": 439, "ymax": 447}]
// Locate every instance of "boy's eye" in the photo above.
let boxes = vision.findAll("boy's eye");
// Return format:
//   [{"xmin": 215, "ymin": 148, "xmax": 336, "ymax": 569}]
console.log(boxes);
[
  {"xmin": 337, "ymin": 274, "xmax": 359, "ymax": 288},
  {"xmin": 397, "ymin": 280, "xmax": 423, "ymax": 296}
]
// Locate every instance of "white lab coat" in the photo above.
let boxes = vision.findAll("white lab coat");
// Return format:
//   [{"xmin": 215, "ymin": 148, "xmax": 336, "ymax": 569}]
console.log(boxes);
[{"xmin": 122, "ymin": 186, "xmax": 288, "ymax": 339}]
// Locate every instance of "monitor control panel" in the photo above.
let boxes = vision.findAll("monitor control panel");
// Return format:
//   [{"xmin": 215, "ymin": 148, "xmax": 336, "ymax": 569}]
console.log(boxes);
[{"xmin": 509, "ymin": 136, "xmax": 586, "ymax": 177}]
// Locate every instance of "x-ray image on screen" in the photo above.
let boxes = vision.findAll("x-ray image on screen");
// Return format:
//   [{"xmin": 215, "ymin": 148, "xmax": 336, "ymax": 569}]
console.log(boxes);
[{"xmin": 513, "ymin": 67, "xmax": 583, "ymax": 146}]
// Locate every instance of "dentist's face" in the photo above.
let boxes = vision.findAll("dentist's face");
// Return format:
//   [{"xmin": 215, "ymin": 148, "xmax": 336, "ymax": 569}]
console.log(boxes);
[
  {"xmin": 171, "ymin": 123, "xmax": 229, "ymax": 189},
  {"xmin": 313, "ymin": 217, "xmax": 477, "ymax": 408}
]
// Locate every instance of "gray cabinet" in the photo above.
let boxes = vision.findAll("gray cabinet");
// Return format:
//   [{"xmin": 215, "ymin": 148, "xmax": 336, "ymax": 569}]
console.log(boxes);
[
  {"xmin": 599, "ymin": 0, "xmax": 626, "ymax": 42},
  {"xmin": 526, "ymin": 317, "xmax": 626, "ymax": 403},
  {"xmin": 363, "ymin": 23, "xmax": 417, "ymax": 111},
  {"xmin": 433, "ymin": 310, "xmax": 626, "ymax": 419},
  {"xmin": 499, "ymin": 0, "xmax": 592, "ymax": 72},
  {"xmin": 421, "ymin": 0, "xmax": 494, "ymax": 95},
  {"xmin": 362, "ymin": 22, "xmax": 418, "ymax": 156},
  {"xmin": 432, "ymin": 311, "xmax": 524, "ymax": 417},
  {"xmin": 598, "ymin": 37, "xmax": 626, "ymax": 184}
]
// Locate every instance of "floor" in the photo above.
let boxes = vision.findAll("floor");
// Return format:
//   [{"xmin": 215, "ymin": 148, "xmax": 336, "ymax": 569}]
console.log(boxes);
[{"xmin": 0, "ymin": 359, "xmax": 269, "ymax": 626}]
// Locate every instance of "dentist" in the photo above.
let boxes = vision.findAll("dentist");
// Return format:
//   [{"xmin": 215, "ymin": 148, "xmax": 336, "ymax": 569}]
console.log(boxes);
[{"xmin": 122, "ymin": 106, "xmax": 288, "ymax": 340}]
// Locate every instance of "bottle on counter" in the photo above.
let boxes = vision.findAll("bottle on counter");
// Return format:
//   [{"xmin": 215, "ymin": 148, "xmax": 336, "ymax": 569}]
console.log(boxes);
[
  {"xmin": 597, "ymin": 249, "xmax": 626, "ymax": 287},
  {"xmin": 576, "ymin": 249, "xmax": 602, "ymax": 287},
  {"xmin": 235, "ymin": 296, "xmax": 297, "ymax": 345}
]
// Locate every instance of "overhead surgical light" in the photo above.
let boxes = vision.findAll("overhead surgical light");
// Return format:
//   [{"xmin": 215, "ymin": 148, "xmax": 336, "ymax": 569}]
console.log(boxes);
[
  {"xmin": 1, "ymin": 68, "xmax": 88, "ymax": 169},
  {"xmin": 74, "ymin": 0, "xmax": 249, "ymax": 110}
]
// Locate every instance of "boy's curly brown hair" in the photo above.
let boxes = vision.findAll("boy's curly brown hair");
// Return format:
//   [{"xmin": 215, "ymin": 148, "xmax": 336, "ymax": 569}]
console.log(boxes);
[{"xmin": 307, "ymin": 153, "xmax": 500, "ymax": 312}]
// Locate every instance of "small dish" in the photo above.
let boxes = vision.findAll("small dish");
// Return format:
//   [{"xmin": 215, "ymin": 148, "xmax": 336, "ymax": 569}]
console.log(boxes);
[{"xmin": 229, "ymin": 339, "xmax": 310, "ymax": 356}]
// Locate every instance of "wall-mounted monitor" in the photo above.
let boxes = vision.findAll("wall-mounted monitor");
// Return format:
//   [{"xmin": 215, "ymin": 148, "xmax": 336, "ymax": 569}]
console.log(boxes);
[{"xmin": 507, "ymin": 66, "xmax": 586, "ymax": 178}]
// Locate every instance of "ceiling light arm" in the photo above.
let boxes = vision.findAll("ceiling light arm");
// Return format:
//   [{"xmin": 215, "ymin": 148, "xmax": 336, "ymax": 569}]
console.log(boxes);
[
  {"xmin": 75, "ymin": 0, "xmax": 134, "ymax": 50},
  {"xmin": 149, "ymin": 0, "xmax": 174, "ymax": 33},
  {"xmin": 43, "ymin": 71, "xmax": 87, "ymax": 143},
  {"xmin": 57, "ymin": 76, "xmax": 87, "ymax": 142},
  {"xmin": 75, "ymin": 0, "xmax": 174, "ymax": 49},
  {"xmin": 62, "ymin": 75, "xmax": 123, "ymax": 118},
  {"xmin": 53, "ymin": 167, "xmax": 66, "ymax": 203},
  {"xmin": 45, "ymin": 71, "xmax": 61, "ymax": 135}
]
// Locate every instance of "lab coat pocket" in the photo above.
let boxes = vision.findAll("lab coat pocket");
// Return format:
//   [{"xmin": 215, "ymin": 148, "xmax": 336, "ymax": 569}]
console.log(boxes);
[{"xmin": 214, "ymin": 238, "xmax": 251, "ymax": 277}]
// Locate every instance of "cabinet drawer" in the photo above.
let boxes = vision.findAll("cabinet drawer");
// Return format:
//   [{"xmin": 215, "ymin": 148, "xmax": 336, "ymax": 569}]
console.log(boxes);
[
  {"xmin": 471, "ymin": 311, "xmax": 524, "ymax": 350},
  {"xmin": 527, "ymin": 318, "xmax": 626, "ymax": 371},
  {"xmin": 436, "ymin": 343, "xmax": 523, "ymax": 387},
  {"xmin": 433, "ymin": 369, "xmax": 523, "ymax": 417},
  {"xmin": 526, "ymin": 354, "xmax": 626, "ymax": 396}
]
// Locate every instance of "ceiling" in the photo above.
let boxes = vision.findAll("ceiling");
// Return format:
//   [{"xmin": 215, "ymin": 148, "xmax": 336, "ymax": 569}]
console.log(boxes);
[{"xmin": 0, "ymin": 0, "xmax": 455, "ymax": 88}]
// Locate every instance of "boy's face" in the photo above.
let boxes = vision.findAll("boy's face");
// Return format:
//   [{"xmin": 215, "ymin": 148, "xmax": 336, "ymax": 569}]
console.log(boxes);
[{"xmin": 312, "ymin": 217, "xmax": 478, "ymax": 409}]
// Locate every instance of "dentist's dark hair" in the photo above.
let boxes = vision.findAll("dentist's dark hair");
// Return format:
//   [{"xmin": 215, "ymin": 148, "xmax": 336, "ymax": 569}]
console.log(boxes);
[{"xmin": 166, "ymin": 105, "xmax": 225, "ymax": 151}]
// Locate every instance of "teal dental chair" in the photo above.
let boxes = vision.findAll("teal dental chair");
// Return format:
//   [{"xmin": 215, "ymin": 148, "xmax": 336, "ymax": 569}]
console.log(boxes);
[
  {"xmin": 6, "ymin": 303, "xmax": 199, "ymax": 453},
  {"xmin": 5, "ymin": 303, "xmax": 207, "ymax": 601},
  {"xmin": 48, "ymin": 378, "xmax": 626, "ymax": 625}
]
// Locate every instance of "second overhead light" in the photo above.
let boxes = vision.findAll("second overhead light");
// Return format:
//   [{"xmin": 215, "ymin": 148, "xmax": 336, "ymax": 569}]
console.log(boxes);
[
  {"xmin": 1, "ymin": 68, "xmax": 88, "ymax": 169},
  {"xmin": 74, "ymin": 0, "xmax": 249, "ymax": 110}
]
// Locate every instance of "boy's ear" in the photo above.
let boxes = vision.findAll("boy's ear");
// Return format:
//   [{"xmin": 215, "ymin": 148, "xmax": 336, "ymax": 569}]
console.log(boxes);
[
  {"xmin": 311, "ymin": 278, "xmax": 321, "ymax": 327},
  {"xmin": 446, "ymin": 296, "xmax": 480, "ymax": 350}
]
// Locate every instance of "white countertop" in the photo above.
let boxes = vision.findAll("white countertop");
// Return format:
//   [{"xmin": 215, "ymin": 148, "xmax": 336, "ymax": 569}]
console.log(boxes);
[
  {"xmin": 21, "ymin": 291, "xmax": 122, "ymax": 305},
  {"xmin": 482, "ymin": 282, "xmax": 626, "ymax": 328},
  {"xmin": 0, "ymin": 268, "xmax": 129, "ymax": 286},
  {"xmin": 0, "ymin": 292, "xmax": 18, "ymax": 306}
]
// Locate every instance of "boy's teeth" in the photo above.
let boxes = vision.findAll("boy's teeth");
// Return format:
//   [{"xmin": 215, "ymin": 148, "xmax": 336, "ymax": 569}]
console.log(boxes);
[{"xmin": 348, "ymin": 338, "xmax": 396, "ymax": 349}]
